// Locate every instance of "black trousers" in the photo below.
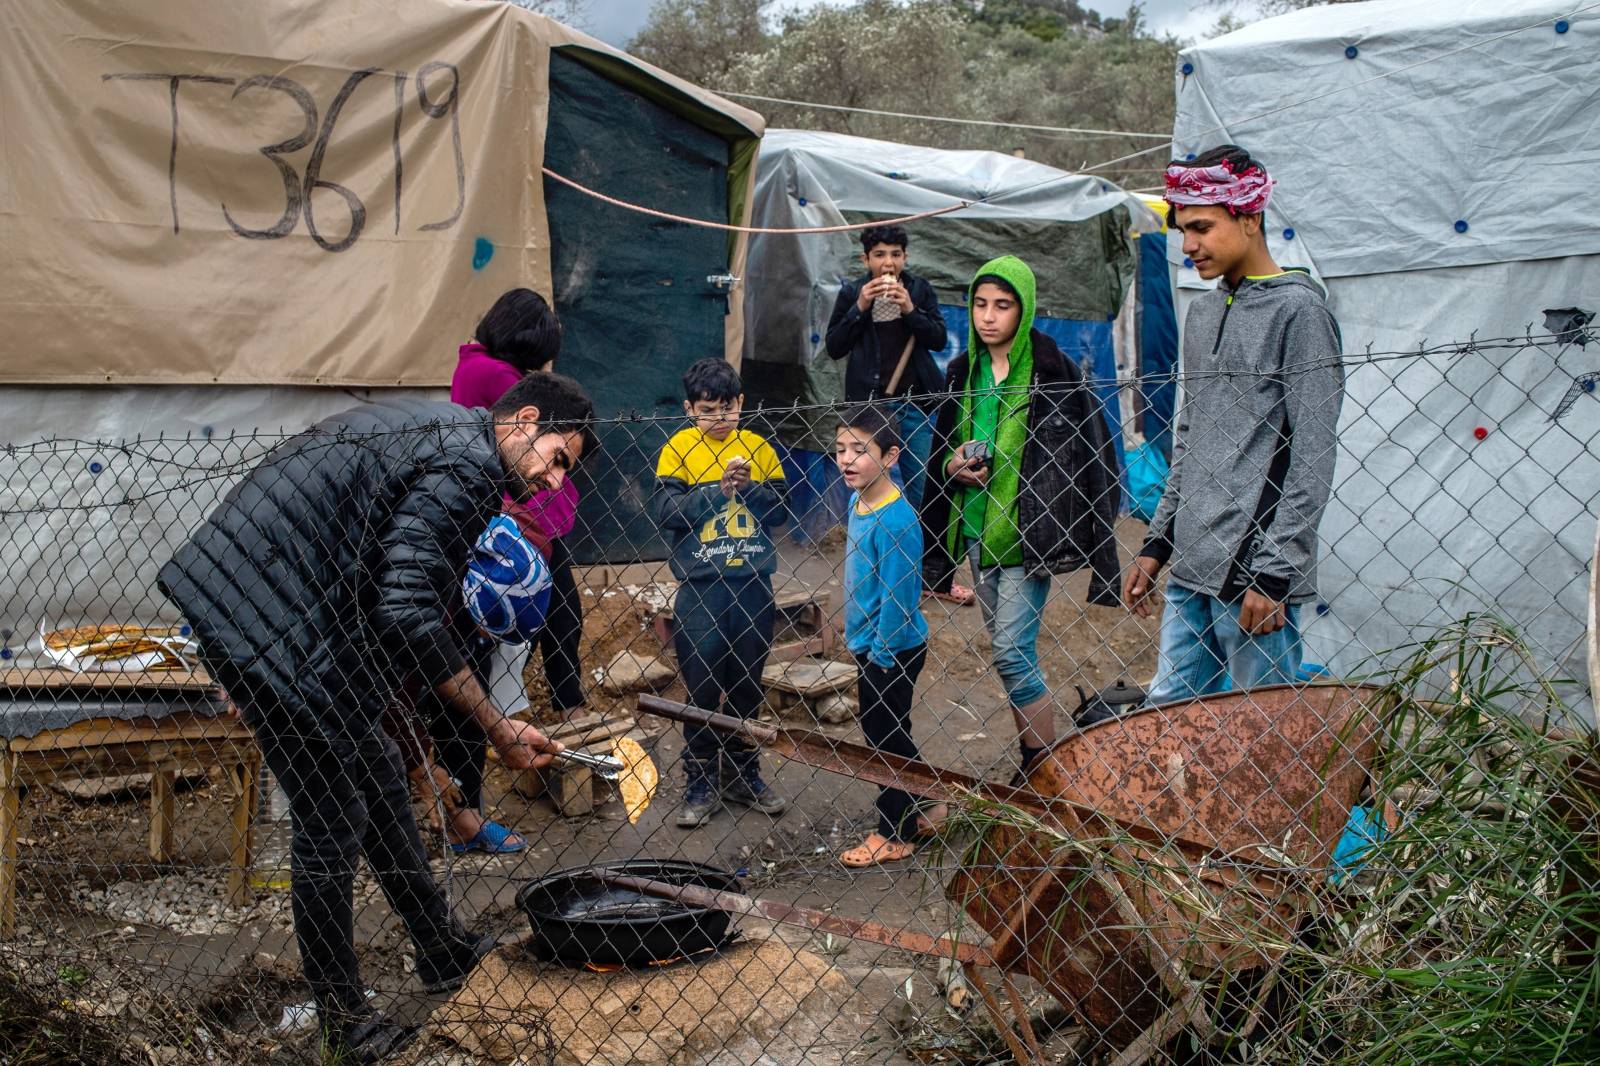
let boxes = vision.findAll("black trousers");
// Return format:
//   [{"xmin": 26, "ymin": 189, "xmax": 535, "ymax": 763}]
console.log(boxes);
[
  {"xmin": 672, "ymin": 575, "xmax": 775, "ymax": 771},
  {"xmin": 538, "ymin": 538, "xmax": 585, "ymax": 713},
  {"xmin": 416, "ymin": 634, "xmax": 495, "ymax": 812},
  {"xmin": 855, "ymin": 645, "xmax": 928, "ymax": 841},
  {"xmin": 243, "ymin": 704, "xmax": 473, "ymax": 1019}
]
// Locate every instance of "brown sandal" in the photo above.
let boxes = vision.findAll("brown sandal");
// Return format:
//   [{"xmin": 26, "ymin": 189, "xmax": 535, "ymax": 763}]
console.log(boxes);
[{"xmin": 840, "ymin": 832, "xmax": 917, "ymax": 868}]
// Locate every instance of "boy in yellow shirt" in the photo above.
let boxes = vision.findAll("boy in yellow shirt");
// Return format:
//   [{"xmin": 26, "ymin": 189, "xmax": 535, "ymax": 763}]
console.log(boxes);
[{"xmin": 652, "ymin": 358, "xmax": 788, "ymax": 828}]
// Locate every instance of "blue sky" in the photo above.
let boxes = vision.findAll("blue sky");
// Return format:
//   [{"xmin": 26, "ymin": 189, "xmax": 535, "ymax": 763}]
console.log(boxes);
[{"xmin": 583, "ymin": 0, "xmax": 1220, "ymax": 49}]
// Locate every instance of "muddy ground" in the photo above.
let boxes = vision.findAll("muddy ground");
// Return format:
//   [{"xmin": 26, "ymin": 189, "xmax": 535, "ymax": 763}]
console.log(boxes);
[{"xmin": 0, "ymin": 519, "xmax": 1160, "ymax": 1065}]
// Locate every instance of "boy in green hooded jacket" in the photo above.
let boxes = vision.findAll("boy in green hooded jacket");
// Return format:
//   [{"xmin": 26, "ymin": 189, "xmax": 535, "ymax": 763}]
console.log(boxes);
[{"xmin": 921, "ymin": 256, "xmax": 1123, "ymax": 774}]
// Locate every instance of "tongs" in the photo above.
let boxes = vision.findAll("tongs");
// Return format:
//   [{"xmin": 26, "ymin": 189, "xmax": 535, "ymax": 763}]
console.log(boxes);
[{"xmin": 552, "ymin": 746, "xmax": 623, "ymax": 781}]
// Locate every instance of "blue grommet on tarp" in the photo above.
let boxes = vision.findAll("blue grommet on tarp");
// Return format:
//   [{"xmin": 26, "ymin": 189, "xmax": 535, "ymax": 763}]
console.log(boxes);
[
  {"xmin": 88, "ymin": 461, "xmax": 102, "ymax": 474},
  {"xmin": 1181, "ymin": 62, "xmax": 1194, "ymax": 75},
  {"xmin": 1585, "ymin": 379, "xmax": 1596, "ymax": 393},
  {"xmin": 0, "ymin": 649, "xmax": 11, "ymax": 661},
  {"xmin": 201, "ymin": 425, "xmax": 215, "ymax": 439},
  {"xmin": 1182, "ymin": 256, "xmax": 1194, "ymax": 268},
  {"xmin": 797, "ymin": 197, "xmax": 808, "ymax": 206},
  {"xmin": 1555, "ymin": 19, "xmax": 1569, "ymax": 33},
  {"xmin": 1283, "ymin": 227, "xmax": 1296, "ymax": 240},
  {"xmin": 180, "ymin": 625, "xmax": 192, "ymax": 637},
  {"xmin": 1184, "ymin": 152, "xmax": 1196, "ymax": 161},
  {"xmin": 471, "ymin": 237, "xmax": 494, "ymax": 270},
  {"xmin": 1316, "ymin": 602, "xmax": 1330, "ymax": 616},
  {"xmin": 1454, "ymin": 219, "xmax": 1469, "ymax": 233},
  {"xmin": 810, "ymin": 332, "xmax": 820, "ymax": 344},
  {"xmin": 1345, "ymin": 45, "xmax": 1359, "ymax": 59}
]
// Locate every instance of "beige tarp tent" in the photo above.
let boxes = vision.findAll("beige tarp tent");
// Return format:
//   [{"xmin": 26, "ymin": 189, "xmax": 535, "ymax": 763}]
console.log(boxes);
[
  {"xmin": 0, "ymin": 0, "xmax": 766, "ymax": 643},
  {"xmin": 0, "ymin": 0, "xmax": 762, "ymax": 388}
]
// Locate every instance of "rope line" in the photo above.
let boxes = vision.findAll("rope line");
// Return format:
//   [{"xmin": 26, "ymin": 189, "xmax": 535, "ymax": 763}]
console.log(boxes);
[
  {"xmin": 714, "ymin": 90, "xmax": 1171, "ymax": 139},
  {"xmin": 541, "ymin": 166, "xmax": 974, "ymax": 234}
]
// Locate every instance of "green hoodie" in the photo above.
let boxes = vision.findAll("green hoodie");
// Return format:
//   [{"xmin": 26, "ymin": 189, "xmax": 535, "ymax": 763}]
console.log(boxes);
[{"xmin": 949, "ymin": 255, "xmax": 1038, "ymax": 568}]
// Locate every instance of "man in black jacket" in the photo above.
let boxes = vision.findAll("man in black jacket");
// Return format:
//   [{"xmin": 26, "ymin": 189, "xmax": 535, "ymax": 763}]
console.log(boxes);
[
  {"xmin": 158, "ymin": 373, "xmax": 595, "ymax": 1064},
  {"xmin": 824, "ymin": 224, "xmax": 949, "ymax": 509}
]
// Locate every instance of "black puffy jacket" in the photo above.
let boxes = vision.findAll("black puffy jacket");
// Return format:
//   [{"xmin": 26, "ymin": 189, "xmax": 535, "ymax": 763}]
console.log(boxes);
[
  {"xmin": 157, "ymin": 401, "xmax": 509, "ymax": 739},
  {"xmin": 824, "ymin": 271, "xmax": 950, "ymax": 405},
  {"xmin": 922, "ymin": 330, "xmax": 1123, "ymax": 604}
]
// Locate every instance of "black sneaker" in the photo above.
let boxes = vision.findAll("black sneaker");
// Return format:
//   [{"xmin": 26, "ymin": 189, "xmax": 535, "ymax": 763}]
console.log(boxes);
[
  {"xmin": 675, "ymin": 779, "xmax": 717, "ymax": 829},
  {"xmin": 415, "ymin": 931, "xmax": 496, "ymax": 995},
  {"xmin": 320, "ymin": 1009, "xmax": 418, "ymax": 1065},
  {"xmin": 722, "ymin": 764, "xmax": 787, "ymax": 816}
]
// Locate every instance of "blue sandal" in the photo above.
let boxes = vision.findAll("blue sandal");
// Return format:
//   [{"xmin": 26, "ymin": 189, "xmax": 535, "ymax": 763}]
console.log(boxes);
[{"xmin": 449, "ymin": 820, "xmax": 527, "ymax": 854}]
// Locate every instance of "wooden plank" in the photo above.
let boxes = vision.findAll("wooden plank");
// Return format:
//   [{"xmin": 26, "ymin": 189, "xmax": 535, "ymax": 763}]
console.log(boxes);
[
  {"xmin": 149, "ymin": 770, "xmax": 176, "ymax": 862},
  {"xmin": 12, "ymin": 738, "xmax": 258, "ymax": 777},
  {"xmin": 0, "ymin": 753, "xmax": 18, "ymax": 939},
  {"xmin": 0, "ymin": 666, "xmax": 216, "ymax": 692},
  {"xmin": 550, "ymin": 765, "xmax": 595, "ymax": 817},
  {"xmin": 5, "ymin": 714, "xmax": 252, "ymax": 754},
  {"xmin": 773, "ymin": 588, "xmax": 823, "ymax": 611},
  {"xmin": 226, "ymin": 759, "xmax": 258, "ymax": 908}
]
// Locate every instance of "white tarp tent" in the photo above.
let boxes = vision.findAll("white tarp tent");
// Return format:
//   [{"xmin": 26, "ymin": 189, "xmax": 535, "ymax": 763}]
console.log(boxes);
[{"xmin": 1172, "ymin": 0, "xmax": 1600, "ymax": 721}]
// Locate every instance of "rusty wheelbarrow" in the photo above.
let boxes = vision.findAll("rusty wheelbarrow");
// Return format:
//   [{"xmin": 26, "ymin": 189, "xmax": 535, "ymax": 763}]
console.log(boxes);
[{"xmin": 634, "ymin": 683, "xmax": 1381, "ymax": 1066}]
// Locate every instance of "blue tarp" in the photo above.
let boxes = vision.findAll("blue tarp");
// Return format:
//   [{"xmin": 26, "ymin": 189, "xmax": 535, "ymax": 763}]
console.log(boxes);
[{"xmin": 1138, "ymin": 232, "xmax": 1179, "ymax": 458}]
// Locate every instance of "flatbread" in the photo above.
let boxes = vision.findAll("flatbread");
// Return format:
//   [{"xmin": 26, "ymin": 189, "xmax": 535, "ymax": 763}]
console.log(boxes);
[{"xmin": 614, "ymin": 736, "xmax": 659, "ymax": 825}]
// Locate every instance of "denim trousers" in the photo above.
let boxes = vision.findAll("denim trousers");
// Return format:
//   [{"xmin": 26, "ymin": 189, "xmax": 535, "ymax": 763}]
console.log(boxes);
[
  {"xmin": 968, "ymin": 542, "xmax": 1051, "ymax": 708},
  {"xmin": 672, "ymin": 574, "xmax": 775, "ymax": 771},
  {"xmin": 1146, "ymin": 581, "xmax": 1302, "ymax": 704},
  {"xmin": 886, "ymin": 399, "xmax": 936, "ymax": 510}
]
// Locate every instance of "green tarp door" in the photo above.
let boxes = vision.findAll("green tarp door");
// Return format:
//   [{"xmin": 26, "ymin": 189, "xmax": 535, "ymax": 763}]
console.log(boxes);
[{"xmin": 544, "ymin": 50, "xmax": 732, "ymax": 565}]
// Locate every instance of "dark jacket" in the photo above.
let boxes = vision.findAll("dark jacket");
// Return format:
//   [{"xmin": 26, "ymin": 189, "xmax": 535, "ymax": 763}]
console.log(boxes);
[
  {"xmin": 650, "ymin": 426, "xmax": 787, "ymax": 583},
  {"xmin": 157, "ymin": 401, "xmax": 509, "ymax": 739},
  {"xmin": 825, "ymin": 270, "xmax": 949, "ymax": 405},
  {"xmin": 922, "ymin": 330, "xmax": 1123, "ymax": 603}
]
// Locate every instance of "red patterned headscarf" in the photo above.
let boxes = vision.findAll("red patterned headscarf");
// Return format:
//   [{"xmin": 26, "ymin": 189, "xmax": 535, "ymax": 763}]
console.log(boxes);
[{"xmin": 1164, "ymin": 157, "xmax": 1274, "ymax": 215}]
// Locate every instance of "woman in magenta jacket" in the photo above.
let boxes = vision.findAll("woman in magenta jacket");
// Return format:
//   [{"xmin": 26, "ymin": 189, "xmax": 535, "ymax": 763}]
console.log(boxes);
[{"xmin": 430, "ymin": 288, "xmax": 588, "ymax": 851}]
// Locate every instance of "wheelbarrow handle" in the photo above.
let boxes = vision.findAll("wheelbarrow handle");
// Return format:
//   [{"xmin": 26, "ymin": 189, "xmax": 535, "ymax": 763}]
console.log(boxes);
[{"xmin": 597, "ymin": 871, "xmax": 994, "ymax": 966}]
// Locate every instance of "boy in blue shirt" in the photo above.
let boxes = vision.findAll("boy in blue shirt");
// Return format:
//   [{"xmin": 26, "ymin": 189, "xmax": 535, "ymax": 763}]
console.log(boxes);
[
  {"xmin": 652, "ymin": 358, "xmax": 789, "ymax": 829},
  {"xmin": 834, "ymin": 406, "xmax": 939, "ymax": 867}
]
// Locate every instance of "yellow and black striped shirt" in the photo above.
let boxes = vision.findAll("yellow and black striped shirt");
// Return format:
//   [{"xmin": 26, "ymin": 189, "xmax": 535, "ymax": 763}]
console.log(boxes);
[{"xmin": 651, "ymin": 427, "xmax": 786, "ymax": 582}]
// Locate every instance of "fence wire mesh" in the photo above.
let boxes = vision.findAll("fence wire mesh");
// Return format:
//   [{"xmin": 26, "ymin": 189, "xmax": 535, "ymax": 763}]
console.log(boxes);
[{"xmin": 0, "ymin": 331, "xmax": 1596, "ymax": 1066}]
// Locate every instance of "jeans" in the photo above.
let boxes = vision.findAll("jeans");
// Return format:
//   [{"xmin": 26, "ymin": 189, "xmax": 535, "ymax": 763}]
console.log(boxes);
[
  {"xmin": 240, "ymin": 704, "xmax": 473, "ymax": 1020},
  {"xmin": 1146, "ymin": 582, "xmax": 1302, "ymax": 704},
  {"xmin": 968, "ymin": 543, "xmax": 1051, "ymax": 708},
  {"xmin": 886, "ymin": 399, "xmax": 935, "ymax": 510},
  {"xmin": 672, "ymin": 575, "xmax": 775, "ymax": 773},
  {"xmin": 854, "ymin": 645, "xmax": 928, "ymax": 841}
]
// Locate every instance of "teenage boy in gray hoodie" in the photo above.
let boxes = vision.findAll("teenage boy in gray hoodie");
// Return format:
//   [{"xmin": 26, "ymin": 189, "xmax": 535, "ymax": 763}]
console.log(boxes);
[{"xmin": 1123, "ymin": 145, "xmax": 1344, "ymax": 702}]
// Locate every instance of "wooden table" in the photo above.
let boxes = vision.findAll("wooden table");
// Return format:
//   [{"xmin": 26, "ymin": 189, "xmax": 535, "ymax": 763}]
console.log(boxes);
[{"xmin": 0, "ymin": 668, "xmax": 260, "ymax": 938}]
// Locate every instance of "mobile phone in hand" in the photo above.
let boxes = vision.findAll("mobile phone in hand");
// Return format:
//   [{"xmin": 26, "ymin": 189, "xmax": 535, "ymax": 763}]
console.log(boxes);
[{"xmin": 962, "ymin": 440, "xmax": 992, "ymax": 465}]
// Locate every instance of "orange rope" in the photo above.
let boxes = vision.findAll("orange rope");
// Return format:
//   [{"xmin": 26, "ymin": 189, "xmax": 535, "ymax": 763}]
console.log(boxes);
[{"xmin": 540, "ymin": 166, "xmax": 974, "ymax": 234}]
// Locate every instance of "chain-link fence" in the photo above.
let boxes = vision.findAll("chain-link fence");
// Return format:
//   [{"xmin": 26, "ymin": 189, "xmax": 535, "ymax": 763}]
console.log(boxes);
[{"xmin": 0, "ymin": 332, "xmax": 1596, "ymax": 1066}]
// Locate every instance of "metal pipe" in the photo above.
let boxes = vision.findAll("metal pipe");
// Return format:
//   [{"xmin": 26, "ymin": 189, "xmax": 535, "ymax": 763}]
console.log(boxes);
[{"xmin": 597, "ymin": 871, "xmax": 994, "ymax": 966}]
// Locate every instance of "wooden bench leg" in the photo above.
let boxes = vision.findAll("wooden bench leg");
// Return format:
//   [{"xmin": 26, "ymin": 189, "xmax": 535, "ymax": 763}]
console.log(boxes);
[
  {"xmin": 0, "ymin": 752, "xmax": 19, "ymax": 940},
  {"xmin": 149, "ymin": 769, "xmax": 176, "ymax": 863},
  {"xmin": 226, "ymin": 759, "xmax": 258, "ymax": 908}
]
